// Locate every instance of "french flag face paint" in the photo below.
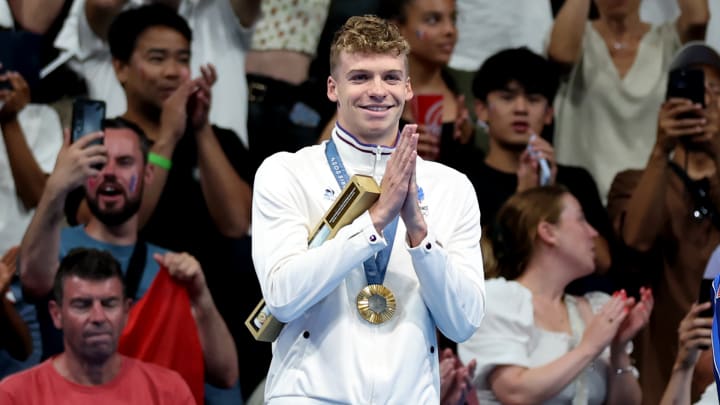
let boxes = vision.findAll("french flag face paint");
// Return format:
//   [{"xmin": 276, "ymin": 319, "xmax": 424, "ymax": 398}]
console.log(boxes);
[
  {"xmin": 129, "ymin": 175, "xmax": 137, "ymax": 194},
  {"xmin": 415, "ymin": 29, "xmax": 426, "ymax": 40}
]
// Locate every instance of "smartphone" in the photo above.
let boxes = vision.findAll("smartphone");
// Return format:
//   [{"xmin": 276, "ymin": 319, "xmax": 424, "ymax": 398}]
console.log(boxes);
[
  {"xmin": 697, "ymin": 278, "xmax": 715, "ymax": 350},
  {"xmin": 0, "ymin": 31, "xmax": 42, "ymax": 91},
  {"xmin": 71, "ymin": 98, "xmax": 106, "ymax": 146},
  {"xmin": 0, "ymin": 65, "xmax": 11, "ymax": 91},
  {"xmin": 698, "ymin": 278, "xmax": 714, "ymax": 318},
  {"xmin": 666, "ymin": 68, "xmax": 705, "ymax": 119},
  {"xmin": 698, "ymin": 252, "xmax": 720, "ymax": 319}
]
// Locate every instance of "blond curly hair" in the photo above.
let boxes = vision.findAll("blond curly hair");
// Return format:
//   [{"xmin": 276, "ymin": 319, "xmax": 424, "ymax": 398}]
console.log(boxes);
[{"xmin": 329, "ymin": 15, "xmax": 410, "ymax": 75}]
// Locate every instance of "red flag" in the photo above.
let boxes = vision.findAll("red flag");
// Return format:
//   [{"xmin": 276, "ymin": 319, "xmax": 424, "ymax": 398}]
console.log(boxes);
[{"xmin": 118, "ymin": 266, "xmax": 205, "ymax": 404}]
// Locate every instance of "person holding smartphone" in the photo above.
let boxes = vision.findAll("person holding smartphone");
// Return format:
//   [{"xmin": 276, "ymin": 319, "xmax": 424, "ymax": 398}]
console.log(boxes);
[
  {"xmin": 659, "ymin": 302, "xmax": 714, "ymax": 405},
  {"xmin": 550, "ymin": 0, "xmax": 709, "ymax": 205},
  {"xmin": 607, "ymin": 42, "xmax": 720, "ymax": 405},
  {"xmin": 18, "ymin": 118, "xmax": 238, "ymax": 402},
  {"xmin": 67, "ymin": 5, "xmax": 258, "ymax": 401}
]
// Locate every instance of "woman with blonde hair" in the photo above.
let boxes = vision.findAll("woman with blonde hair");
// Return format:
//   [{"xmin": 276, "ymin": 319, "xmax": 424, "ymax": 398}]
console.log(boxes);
[{"xmin": 459, "ymin": 186, "xmax": 653, "ymax": 404}]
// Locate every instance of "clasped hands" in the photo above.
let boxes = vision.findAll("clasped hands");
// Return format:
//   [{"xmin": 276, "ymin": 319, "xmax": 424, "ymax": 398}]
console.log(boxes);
[
  {"xmin": 160, "ymin": 64, "xmax": 217, "ymax": 145},
  {"xmin": 369, "ymin": 124, "xmax": 428, "ymax": 247}
]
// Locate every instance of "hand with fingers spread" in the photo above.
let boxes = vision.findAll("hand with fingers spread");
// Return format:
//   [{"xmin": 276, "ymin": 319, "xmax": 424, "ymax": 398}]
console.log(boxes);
[
  {"xmin": 369, "ymin": 124, "xmax": 418, "ymax": 234},
  {"xmin": 153, "ymin": 252, "xmax": 210, "ymax": 306},
  {"xmin": 516, "ymin": 134, "xmax": 557, "ymax": 192},
  {"xmin": 613, "ymin": 286, "xmax": 654, "ymax": 347},
  {"xmin": 0, "ymin": 71, "xmax": 30, "ymax": 123},
  {"xmin": 674, "ymin": 301, "xmax": 713, "ymax": 372},
  {"xmin": 47, "ymin": 129, "xmax": 107, "ymax": 195},
  {"xmin": 578, "ymin": 292, "xmax": 629, "ymax": 355}
]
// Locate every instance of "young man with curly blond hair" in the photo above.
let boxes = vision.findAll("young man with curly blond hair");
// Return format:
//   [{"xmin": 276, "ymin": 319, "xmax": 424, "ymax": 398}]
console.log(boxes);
[{"xmin": 251, "ymin": 15, "xmax": 486, "ymax": 403}]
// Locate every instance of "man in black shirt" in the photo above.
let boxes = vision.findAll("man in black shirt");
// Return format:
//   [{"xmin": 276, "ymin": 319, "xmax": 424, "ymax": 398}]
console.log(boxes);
[
  {"xmin": 67, "ymin": 5, "xmax": 263, "ymax": 400},
  {"xmin": 469, "ymin": 48, "xmax": 612, "ymax": 288}
]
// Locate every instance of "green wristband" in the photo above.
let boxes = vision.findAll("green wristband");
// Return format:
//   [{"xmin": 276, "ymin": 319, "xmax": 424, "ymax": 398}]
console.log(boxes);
[{"xmin": 148, "ymin": 152, "xmax": 172, "ymax": 170}]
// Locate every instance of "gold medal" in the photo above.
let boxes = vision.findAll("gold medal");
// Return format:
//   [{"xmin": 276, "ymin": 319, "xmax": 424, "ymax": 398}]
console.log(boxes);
[{"xmin": 356, "ymin": 284, "xmax": 396, "ymax": 324}]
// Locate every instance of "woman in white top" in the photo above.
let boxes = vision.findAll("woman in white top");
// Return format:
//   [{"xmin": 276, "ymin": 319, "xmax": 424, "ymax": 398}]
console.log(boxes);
[
  {"xmin": 458, "ymin": 186, "xmax": 653, "ymax": 404},
  {"xmin": 548, "ymin": 0, "xmax": 708, "ymax": 202}
]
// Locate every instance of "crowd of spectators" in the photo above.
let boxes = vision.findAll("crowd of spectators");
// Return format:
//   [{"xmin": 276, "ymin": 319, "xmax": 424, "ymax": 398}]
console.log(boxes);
[{"xmin": 1, "ymin": 0, "xmax": 720, "ymax": 404}]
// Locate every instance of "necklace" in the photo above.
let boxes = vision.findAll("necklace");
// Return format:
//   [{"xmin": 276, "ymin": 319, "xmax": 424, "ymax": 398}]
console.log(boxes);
[{"xmin": 612, "ymin": 41, "xmax": 626, "ymax": 51}]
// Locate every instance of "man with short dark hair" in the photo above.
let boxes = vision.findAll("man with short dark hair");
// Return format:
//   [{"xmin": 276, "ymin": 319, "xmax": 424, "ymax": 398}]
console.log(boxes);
[
  {"xmin": 102, "ymin": 6, "xmax": 258, "ymax": 397},
  {"xmin": 468, "ymin": 47, "xmax": 613, "ymax": 279},
  {"xmin": 0, "ymin": 248, "xmax": 195, "ymax": 404},
  {"xmin": 53, "ymin": 0, "xmax": 260, "ymax": 146},
  {"xmin": 64, "ymin": 6, "xmax": 259, "ymax": 396},
  {"xmin": 18, "ymin": 119, "xmax": 238, "ymax": 398}
]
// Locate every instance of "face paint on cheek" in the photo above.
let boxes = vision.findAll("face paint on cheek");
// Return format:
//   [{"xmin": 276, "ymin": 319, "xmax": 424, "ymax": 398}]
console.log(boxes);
[
  {"xmin": 415, "ymin": 30, "xmax": 426, "ymax": 40},
  {"xmin": 87, "ymin": 177, "xmax": 98, "ymax": 189},
  {"xmin": 137, "ymin": 65, "xmax": 149, "ymax": 81},
  {"xmin": 129, "ymin": 175, "xmax": 137, "ymax": 194}
]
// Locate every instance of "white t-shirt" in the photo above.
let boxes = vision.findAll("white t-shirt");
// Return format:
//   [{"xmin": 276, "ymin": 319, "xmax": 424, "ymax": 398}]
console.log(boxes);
[
  {"xmin": 53, "ymin": 0, "xmax": 252, "ymax": 146},
  {"xmin": 449, "ymin": 0, "xmax": 553, "ymax": 71},
  {"xmin": 458, "ymin": 278, "xmax": 616, "ymax": 405},
  {"xmin": 0, "ymin": 105, "xmax": 63, "ymax": 255}
]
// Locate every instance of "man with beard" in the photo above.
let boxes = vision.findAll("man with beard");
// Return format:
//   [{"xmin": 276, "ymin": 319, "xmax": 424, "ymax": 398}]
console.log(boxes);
[
  {"xmin": 93, "ymin": 6, "xmax": 259, "ymax": 398},
  {"xmin": 17, "ymin": 118, "xmax": 238, "ymax": 392},
  {"xmin": 0, "ymin": 248, "xmax": 195, "ymax": 404}
]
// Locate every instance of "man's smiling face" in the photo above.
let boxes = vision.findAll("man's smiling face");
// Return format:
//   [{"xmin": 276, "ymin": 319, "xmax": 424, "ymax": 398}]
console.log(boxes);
[{"xmin": 327, "ymin": 51, "xmax": 413, "ymax": 145}]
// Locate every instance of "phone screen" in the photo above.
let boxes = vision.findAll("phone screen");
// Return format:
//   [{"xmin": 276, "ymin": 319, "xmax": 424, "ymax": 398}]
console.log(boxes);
[
  {"xmin": 71, "ymin": 99, "xmax": 106, "ymax": 145},
  {"xmin": 666, "ymin": 69, "xmax": 705, "ymax": 119}
]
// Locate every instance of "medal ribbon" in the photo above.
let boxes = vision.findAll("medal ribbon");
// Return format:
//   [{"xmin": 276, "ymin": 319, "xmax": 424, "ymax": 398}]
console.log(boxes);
[{"xmin": 325, "ymin": 139, "xmax": 398, "ymax": 285}]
